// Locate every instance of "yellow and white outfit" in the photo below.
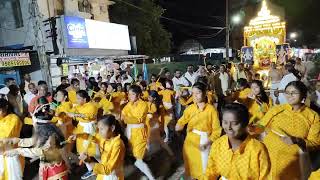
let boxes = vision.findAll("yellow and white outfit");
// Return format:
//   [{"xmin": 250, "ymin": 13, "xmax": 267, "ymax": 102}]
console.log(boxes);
[
  {"xmin": 122, "ymin": 100, "xmax": 148, "ymax": 159},
  {"xmin": 177, "ymin": 104, "xmax": 222, "ymax": 179},
  {"xmin": 52, "ymin": 101, "xmax": 74, "ymax": 138},
  {"xmin": 99, "ymin": 98, "xmax": 114, "ymax": 116},
  {"xmin": 94, "ymin": 134, "xmax": 125, "ymax": 180},
  {"xmin": 158, "ymin": 89, "xmax": 175, "ymax": 141},
  {"xmin": 72, "ymin": 102, "xmax": 99, "ymax": 157},
  {"xmin": 204, "ymin": 135, "xmax": 271, "ymax": 180},
  {"xmin": 0, "ymin": 114, "xmax": 23, "ymax": 180},
  {"xmin": 258, "ymin": 104, "xmax": 320, "ymax": 180}
]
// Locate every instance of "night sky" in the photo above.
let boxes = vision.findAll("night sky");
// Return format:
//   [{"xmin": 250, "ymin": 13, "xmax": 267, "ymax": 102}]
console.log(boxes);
[{"xmin": 157, "ymin": 0, "xmax": 320, "ymax": 51}]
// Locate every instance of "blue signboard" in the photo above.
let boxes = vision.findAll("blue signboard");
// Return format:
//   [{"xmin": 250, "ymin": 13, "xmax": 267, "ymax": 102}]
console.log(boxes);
[{"xmin": 64, "ymin": 16, "xmax": 89, "ymax": 48}]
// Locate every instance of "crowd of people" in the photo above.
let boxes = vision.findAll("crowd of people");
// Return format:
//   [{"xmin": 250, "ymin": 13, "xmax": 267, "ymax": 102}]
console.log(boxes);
[{"xmin": 0, "ymin": 57, "xmax": 319, "ymax": 180}]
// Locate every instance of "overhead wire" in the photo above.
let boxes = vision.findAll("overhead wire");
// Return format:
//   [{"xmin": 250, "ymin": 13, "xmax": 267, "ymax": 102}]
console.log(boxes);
[{"xmin": 113, "ymin": 0, "xmax": 225, "ymax": 30}]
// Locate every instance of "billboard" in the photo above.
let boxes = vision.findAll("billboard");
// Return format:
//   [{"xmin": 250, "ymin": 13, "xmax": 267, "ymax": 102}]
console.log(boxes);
[
  {"xmin": 64, "ymin": 16, "xmax": 131, "ymax": 51},
  {"xmin": 0, "ymin": 52, "xmax": 31, "ymax": 67}
]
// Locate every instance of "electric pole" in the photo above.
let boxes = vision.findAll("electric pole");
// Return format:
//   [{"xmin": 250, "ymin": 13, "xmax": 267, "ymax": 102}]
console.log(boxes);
[{"xmin": 226, "ymin": 0, "xmax": 230, "ymax": 61}]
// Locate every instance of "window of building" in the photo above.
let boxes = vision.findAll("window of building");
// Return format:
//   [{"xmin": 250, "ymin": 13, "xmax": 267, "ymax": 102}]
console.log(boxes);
[
  {"xmin": 0, "ymin": 0, "xmax": 23, "ymax": 29},
  {"xmin": 11, "ymin": 0, "xmax": 23, "ymax": 28}
]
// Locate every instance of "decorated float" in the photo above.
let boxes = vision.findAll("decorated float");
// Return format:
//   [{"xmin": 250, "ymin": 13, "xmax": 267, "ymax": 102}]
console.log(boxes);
[{"xmin": 242, "ymin": 0, "xmax": 287, "ymax": 74}]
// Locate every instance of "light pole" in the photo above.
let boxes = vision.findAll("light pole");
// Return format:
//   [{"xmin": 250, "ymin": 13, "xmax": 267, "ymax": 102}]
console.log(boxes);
[{"xmin": 226, "ymin": 0, "xmax": 230, "ymax": 61}]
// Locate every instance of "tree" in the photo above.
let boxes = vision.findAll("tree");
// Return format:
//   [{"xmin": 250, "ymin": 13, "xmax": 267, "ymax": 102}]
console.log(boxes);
[{"xmin": 110, "ymin": 0, "xmax": 171, "ymax": 57}]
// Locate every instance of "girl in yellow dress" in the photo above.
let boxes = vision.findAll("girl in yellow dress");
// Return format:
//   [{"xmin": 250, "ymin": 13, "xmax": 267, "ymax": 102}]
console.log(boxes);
[
  {"xmin": 138, "ymin": 81, "xmax": 149, "ymax": 101},
  {"xmin": 158, "ymin": 79, "xmax": 175, "ymax": 142},
  {"xmin": 0, "ymin": 99, "xmax": 23, "ymax": 180},
  {"xmin": 147, "ymin": 90, "xmax": 174, "ymax": 156},
  {"xmin": 79, "ymin": 115, "xmax": 126, "ymax": 180},
  {"xmin": 246, "ymin": 80, "xmax": 273, "ymax": 124},
  {"xmin": 52, "ymin": 89, "xmax": 74, "ymax": 139},
  {"xmin": 93, "ymin": 82, "xmax": 108, "ymax": 99},
  {"xmin": 112, "ymin": 84, "xmax": 127, "ymax": 119},
  {"xmin": 204, "ymin": 103, "xmax": 271, "ymax": 180},
  {"xmin": 122, "ymin": 85, "xmax": 155, "ymax": 180},
  {"xmin": 233, "ymin": 78, "xmax": 251, "ymax": 104},
  {"xmin": 148, "ymin": 74, "xmax": 162, "ymax": 91},
  {"xmin": 66, "ymin": 78, "xmax": 80, "ymax": 106},
  {"xmin": 93, "ymin": 83, "xmax": 114, "ymax": 116},
  {"xmin": 67, "ymin": 90, "xmax": 99, "ymax": 179},
  {"xmin": 255, "ymin": 81, "xmax": 320, "ymax": 180},
  {"xmin": 175, "ymin": 82, "xmax": 222, "ymax": 179}
]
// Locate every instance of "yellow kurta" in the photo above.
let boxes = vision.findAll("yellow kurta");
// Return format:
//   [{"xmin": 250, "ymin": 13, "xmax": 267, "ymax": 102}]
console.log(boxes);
[
  {"xmin": 177, "ymin": 104, "xmax": 222, "ymax": 179},
  {"xmin": 148, "ymin": 82, "xmax": 162, "ymax": 91},
  {"xmin": 0, "ymin": 114, "xmax": 23, "ymax": 180},
  {"xmin": 72, "ymin": 102, "xmax": 99, "ymax": 156},
  {"xmin": 158, "ymin": 89, "xmax": 175, "ymax": 126},
  {"xmin": 258, "ymin": 104, "xmax": 320, "ymax": 180},
  {"xmin": 146, "ymin": 102, "xmax": 158, "ymax": 137},
  {"xmin": 158, "ymin": 89, "xmax": 175, "ymax": 104},
  {"xmin": 99, "ymin": 98, "xmax": 114, "ymax": 115},
  {"xmin": 93, "ymin": 90, "xmax": 107, "ymax": 99},
  {"xmin": 204, "ymin": 135, "xmax": 271, "ymax": 180},
  {"xmin": 94, "ymin": 135, "xmax": 125, "ymax": 180},
  {"xmin": 112, "ymin": 92, "xmax": 127, "ymax": 116},
  {"xmin": 52, "ymin": 101, "xmax": 74, "ymax": 138},
  {"xmin": 141, "ymin": 91, "xmax": 149, "ymax": 101},
  {"xmin": 68, "ymin": 90, "xmax": 77, "ymax": 105},
  {"xmin": 247, "ymin": 97, "xmax": 273, "ymax": 124},
  {"xmin": 122, "ymin": 100, "xmax": 148, "ymax": 159},
  {"xmin": 180, "ymin": 91, "xmax": 216, "ymax": 107},
  {"xmin": 234, "ymin": 88, "xmax": 251, "ymax": 104},
  {"xmin": 309, "ymin": 169, "xmax": 320, "ymax": 180}
]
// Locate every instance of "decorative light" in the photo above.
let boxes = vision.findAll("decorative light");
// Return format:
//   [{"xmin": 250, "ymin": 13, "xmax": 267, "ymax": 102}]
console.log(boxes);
[{"xmin": 248, "ymin": 0, "xmax": 280, "ymax": 26}]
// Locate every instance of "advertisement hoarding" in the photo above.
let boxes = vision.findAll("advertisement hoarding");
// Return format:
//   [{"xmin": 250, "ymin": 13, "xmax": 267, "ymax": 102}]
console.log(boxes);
[{"xmin": 64, "ymin": 16, "xmax": 131, "ymax": 51}]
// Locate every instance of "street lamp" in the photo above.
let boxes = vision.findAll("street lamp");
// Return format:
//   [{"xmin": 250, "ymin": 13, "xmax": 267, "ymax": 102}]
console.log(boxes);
[
  {"xmin": 290, "ymin": 32, "xmax": 298, "ymax": 39},
  {"xmin": 232, "ymin": 14, "xmax": 241, "ymax": 24}
]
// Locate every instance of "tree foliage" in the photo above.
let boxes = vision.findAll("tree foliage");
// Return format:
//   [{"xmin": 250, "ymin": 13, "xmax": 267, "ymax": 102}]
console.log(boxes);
[{"xmin": 110, "ymin": 0, "xmax": 171, "ymax": 57}]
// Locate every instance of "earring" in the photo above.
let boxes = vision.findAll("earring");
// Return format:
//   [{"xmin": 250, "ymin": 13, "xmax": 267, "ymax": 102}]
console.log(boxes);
[{"xmin": 301, "ymin": 98, "xmax": 305, "ymax": 103}]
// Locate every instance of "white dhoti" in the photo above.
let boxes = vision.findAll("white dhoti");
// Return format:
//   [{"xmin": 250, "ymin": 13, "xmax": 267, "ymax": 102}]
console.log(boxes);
[
  {"xmin": 78, "ymin": 121, "xmax": 100, "ymax": 157},
  {"xmin": 163, "ymin": 102, "xmax": 173, "ymax": 110},
  {"xmin": 102, "ymin": 170, "xmax": 118, "ymax": 180},
  {"xmin": 78, "ymin": 121, "xmax": 96, "ymax": 135},
  {"xmin": 192, "ymin": 129, "xmax": 211, "ymax": 174},
  {"xmin": 126, "ymin": 123, "xmax": 144, "ymax": 140},
  {"xmin": 0, "ymin": 154, "xmax": 23, "ymax": 180}
]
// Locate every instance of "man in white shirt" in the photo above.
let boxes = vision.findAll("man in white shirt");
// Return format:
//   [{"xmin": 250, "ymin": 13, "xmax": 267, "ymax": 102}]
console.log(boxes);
[
  {"xmin": 121, "ymin": 72, "xmax": 133, "ymax": 87},
  {"xmin": 184, "ymin": 64, "xmax": 198, "ymax": 86},
  {"xmin": 233, "ymin": 63, "xmax": 247, "ymax": 82},
  {"xmin": 109, "ymin": 69, "xmax": 120, "ymax": 83},
  {"xmin": 23, "ymin": 83, "xmax": 38, "ymax": 106},
  {"xmin": 172, "ymin": 69, "xmax": 189, "ymax": 91},
  {"xmin": 218, "ymin": 65, "xmax": 230, "ymax": 96},
  {"xmin": 277, "ymin": 64, "xmax": 298, "ymax": 104}
]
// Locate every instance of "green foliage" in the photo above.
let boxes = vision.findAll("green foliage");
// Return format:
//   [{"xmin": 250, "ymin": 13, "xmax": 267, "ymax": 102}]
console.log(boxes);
[{"xmin": 110, "ymin": 0, "xmax": 171, "ymax": 57}]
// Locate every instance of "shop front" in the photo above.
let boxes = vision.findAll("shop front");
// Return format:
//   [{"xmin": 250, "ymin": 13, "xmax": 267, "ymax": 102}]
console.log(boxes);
[
  {"xmin": 49, "ymin": 16, "xmax": 147, "ymax": 88},
  {"xmin": 0, "ymin": 50, "xmax": 39, "ymax": 85}
]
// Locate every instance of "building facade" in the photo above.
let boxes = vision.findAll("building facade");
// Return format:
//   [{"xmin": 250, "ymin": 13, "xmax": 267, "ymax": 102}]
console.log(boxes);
[{"xmin": 0, "ymin": 0, "xmax": 120, "ymax": 86}]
